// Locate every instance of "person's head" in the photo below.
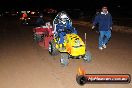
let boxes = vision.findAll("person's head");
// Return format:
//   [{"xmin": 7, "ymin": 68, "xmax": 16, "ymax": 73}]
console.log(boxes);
[
  {"xmin": 39, "ymin": 13, "xmax": 43, "ymax": 18},
  {"xmin": 59, "ymin": 11, "xmax": 68, "ymax": 22},
  {"xmin": 102, "ymin": 6, "xmax": 108, "ymax": 13},
  {"xmin": 60, "ymin": 14, "xmax": 68, "ymax": 22},
  {"xmin": 46, "ymin": 22, "xmax": 51, "ymax": 26}
]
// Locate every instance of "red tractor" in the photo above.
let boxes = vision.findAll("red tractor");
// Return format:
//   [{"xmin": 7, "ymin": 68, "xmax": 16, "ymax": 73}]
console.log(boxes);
[{"xmin": 33, "ymin": 22, "xmax": 54, "ymax": 49}]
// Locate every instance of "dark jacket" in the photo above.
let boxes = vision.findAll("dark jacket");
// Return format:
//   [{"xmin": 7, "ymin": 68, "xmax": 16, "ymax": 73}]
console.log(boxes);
[
  {"xmin": 56, "ymin": 20, "xmax": 72, "ymax": 32},
  {"xmin": 36, "ymin": 17, "xmax": 44, "ymax": 27},
  {"xmin": 93, "ymin": 12, "xmax": 112, "ymax": 31}
]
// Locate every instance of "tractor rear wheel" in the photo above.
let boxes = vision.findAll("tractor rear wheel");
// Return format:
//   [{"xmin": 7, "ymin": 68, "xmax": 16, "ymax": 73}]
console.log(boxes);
[{"xmin": 34, "ymin": 34, "xmax": 43, "ymax": 42}]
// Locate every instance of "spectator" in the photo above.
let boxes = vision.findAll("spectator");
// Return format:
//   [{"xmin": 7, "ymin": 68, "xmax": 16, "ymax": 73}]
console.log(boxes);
[
  {"xmin": 36, "ymin": 13, "xmax": 45, "ymax": 27},
  {"xmin": 92, "ymin": 6, "xmax": 113, "ymax": 50}
]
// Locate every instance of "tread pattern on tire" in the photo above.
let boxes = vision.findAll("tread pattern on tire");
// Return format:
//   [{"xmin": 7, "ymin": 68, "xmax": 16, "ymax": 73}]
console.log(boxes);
[{"xmin": 49, "ymin": 40, "xmax": 59, "ymax": 56}]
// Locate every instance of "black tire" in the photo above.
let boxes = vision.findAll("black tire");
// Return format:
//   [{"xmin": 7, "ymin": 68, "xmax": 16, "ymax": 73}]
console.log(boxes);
[
  {"xmin": 49, "ymin": 41, "xmax": 59, "ymax": 56},
  {"xmin": 76, "ymin": 75, "xmax": 87, "ymax": 86},
  {"xmin": 60, "ymin": 53, "xmax": 69, "ymax": 66},
  {"xmin": 83, "ymin": 51, "xmax": 92, "ymax": 62},
  {"xmin": 33, "ymin": 34, "xmax": 43, "ymax": 42}
]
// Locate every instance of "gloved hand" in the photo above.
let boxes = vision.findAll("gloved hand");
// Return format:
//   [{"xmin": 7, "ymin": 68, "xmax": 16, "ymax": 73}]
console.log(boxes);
[
  {"xmin": 92, "ymin": 26, "xmax": 95, "ymax": 30},
  {"xmin": 110, "ymin": 27, "xmax": 112, "ymax": 30},
  {"xmin": 52, "ymin": 31, "xmax": 55, "ymax": 33}
]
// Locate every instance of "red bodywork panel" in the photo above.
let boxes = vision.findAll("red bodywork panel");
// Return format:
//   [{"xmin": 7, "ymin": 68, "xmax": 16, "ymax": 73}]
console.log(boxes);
[{"xmin": 33, "ymin": 27, "xmax": 54, "ymax": 49}]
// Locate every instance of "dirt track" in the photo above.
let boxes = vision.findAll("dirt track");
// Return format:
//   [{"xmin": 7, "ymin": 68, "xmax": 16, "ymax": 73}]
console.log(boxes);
[{"xmin": 0, "ymin": 18, "xmax": 132, "ymax": 88}]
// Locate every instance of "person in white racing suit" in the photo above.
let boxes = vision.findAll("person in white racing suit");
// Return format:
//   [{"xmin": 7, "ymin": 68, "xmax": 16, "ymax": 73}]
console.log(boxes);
[{"xmin": 53, "ymin": 11, "xmax": 77, "ymax": 45}]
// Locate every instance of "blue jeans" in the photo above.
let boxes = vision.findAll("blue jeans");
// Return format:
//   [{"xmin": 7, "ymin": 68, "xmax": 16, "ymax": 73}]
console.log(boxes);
[
  {"xmin": 99, "ymin": 30, "xmax": 111, "ymax": 48},
  {"xmin": 58, "ymin": 28, "xmax": 77, "ymax": 44},
  {"xmin": 58, "ymin": 32, "xmax": 66, "ymax": 44},
  {"xmin": 71, "ymin": 27, "xmax": 77, "ymax": 34}
]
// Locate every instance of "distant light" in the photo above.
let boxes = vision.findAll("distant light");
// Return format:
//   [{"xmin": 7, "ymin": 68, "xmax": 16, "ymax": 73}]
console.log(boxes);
[
  {"xmin": 31, "ymin": 12, "xmax": 35, "ymax": 14},
  {"xmin": 27, "ymin": 11, "xmax": 30, "ymax": 13},
  {"xmin": 5, "ymin": 11, "xmax": 9, "ymax": 13},
  {"xmin": 21, "ymin": 11, "xmax": 26, "ymax": 13},
  {"xmin": 117, "ymin": 5, "xmax": 121, "ymax": 8}
]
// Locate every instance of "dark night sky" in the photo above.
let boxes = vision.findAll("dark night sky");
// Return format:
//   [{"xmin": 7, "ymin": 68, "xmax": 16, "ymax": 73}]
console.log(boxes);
[
  {"xmin": 0, "ymin": 0, "xmax": 132, "ymax": 17},
  {"xmin": 0, "ymin": 0, "xmax": 131, "ymax": 9}
]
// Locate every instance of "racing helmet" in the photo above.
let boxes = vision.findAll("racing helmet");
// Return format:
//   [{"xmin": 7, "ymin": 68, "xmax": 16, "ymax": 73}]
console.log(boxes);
[
  {"xmin": 59, "ymin": 12, "xmax": 68, "ymax": 22},
  {"xmin": 53, "ymin": 11, "xmax": 72, "ymax": 26}
]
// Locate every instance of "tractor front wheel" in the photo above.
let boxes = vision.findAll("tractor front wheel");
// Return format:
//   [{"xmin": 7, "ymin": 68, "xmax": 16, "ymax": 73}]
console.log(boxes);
[
  {"xmin": 49, "ymin": 41, "xmax": 59, "ymax": 56},
  {"xmin": 83, "ymin": 51, "xmax": 92, "ymax": 62},
  {"xmin": 60, "ymin": 53, "xmax": 69, "ymax": 66}
]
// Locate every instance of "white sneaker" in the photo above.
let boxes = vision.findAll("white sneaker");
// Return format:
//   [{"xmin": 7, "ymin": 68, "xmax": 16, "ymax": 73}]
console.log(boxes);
[
  {"xmin": 99, "ymin": 47, "xmax": 103, "ymax": 50},
  {"xmin": 102, "ymin": 44, "xmax": 106, "ymax": 48}
]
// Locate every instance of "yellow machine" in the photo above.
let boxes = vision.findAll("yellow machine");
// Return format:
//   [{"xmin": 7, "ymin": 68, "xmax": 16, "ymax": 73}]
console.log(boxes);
[{"xmin": 49, "ymin": 32, "xmax": 91, "ymax": 66}]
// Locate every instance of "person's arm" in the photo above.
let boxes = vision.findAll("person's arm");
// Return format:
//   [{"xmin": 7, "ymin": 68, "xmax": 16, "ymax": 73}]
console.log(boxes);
[
  {"xmin": 109, "ymin": 14, "xmax": 113, "ymax": 30},
  {"xmin": 66, "ymin": 21, "xmax": 72, "ymax": 29},
  {"xmin": 53, "ymin": 16, "xmax": 59, "ymax": 33},
  {"xmin": 36, "ymin": 18, "xmax": 40, "ymax": 24},
  {"xmin": 53, "ymin": 24, "xmax": 57, "ymax": 33},
  {"xmin": 42, "ymin": 18, "xmax": 45, "ymax": 24},
  {"xmin": 92, "ymin": 15, "xmax": 99, "ymax": 29},
  {"xmin": 35, "ymin": 18, "xmax": 40, "ymax": 26}
]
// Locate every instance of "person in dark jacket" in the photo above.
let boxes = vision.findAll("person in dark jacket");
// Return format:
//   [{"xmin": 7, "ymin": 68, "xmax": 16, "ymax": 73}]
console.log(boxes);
[
  {"xmin": 36, "ymin": 13, "xmax": 45, "ymax": 27},
  {"xmin": 92, "ymin": 6, "xmax": 113, "ymax": 50}
]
